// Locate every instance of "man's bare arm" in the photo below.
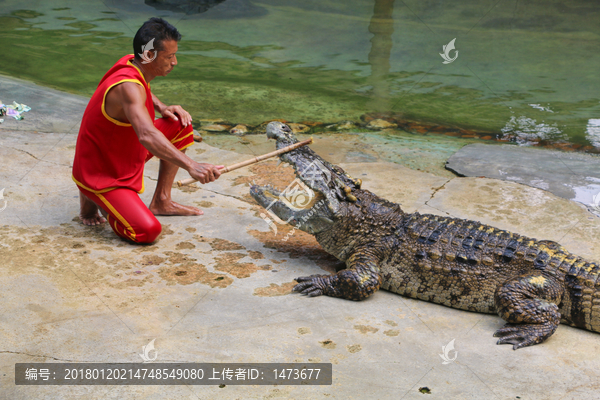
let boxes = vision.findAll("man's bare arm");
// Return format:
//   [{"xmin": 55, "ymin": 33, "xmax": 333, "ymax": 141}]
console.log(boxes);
[
  {"xmin": 118, "ymin": 82, "xmax": 221, "ymax": 183},
  {"xmin": 151, "ymin": 92, "xmax": 167, "ymax": 114}
]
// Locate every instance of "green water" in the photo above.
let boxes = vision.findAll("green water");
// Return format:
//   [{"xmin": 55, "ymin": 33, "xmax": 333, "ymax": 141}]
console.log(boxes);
[{"xmin": 1, "ymin": 0, "xmax": 599, "ymax": 146}]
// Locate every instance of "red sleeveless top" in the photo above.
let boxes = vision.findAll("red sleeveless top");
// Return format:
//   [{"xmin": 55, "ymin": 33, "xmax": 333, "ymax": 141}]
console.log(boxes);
[{"xmin": 72, "ymin": 54, "xmax": 154, "ymax": 194}]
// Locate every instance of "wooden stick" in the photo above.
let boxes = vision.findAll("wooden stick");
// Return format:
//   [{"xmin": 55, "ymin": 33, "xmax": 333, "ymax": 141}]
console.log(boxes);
[{"xmin": 176, "ymin": 138, "xmax": 313, "ymax": 187}]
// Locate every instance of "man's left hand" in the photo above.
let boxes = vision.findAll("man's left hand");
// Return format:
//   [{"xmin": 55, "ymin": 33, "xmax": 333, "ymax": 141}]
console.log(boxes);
[{"xmin": 162, "ymin": 105, "xmax": 192, "ymax": 127}]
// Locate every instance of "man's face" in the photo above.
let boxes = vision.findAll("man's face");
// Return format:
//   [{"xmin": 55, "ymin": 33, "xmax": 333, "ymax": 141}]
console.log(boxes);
[{"xmin": 150, "ymin": 39, "xmax": 178, "ymax": 76}]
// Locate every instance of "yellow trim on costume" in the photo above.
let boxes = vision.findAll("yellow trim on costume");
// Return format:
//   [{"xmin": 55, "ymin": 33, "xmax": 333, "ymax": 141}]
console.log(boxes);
[
  {"xmin": 172, "ymin": 131, "xmax": 193, "ymax": 144},
  {"xmin": 101, "ymin": 79, "xmax": 144, "ymax": 126},
  {"xmin": 72, "ymin": 175, "xmax": 116, "ymax": 194},
  {"xmin": 179, "ymin": 141, "xmax": 193, "ymax": 151},
  {"xmin": 74, "ymin": 174, "xmax": 144, "ymax": 196},
  {"xmin": 96, "ymin": 193, "xmax": 137, "ymax": 241},
  {"xmin": 169, "ymin": 126, "xmax": 187, "ymax": 143}
]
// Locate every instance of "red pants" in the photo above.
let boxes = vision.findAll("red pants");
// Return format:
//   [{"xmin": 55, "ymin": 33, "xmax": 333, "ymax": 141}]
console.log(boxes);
[{"xmin": 79, "ymin": 118, "xmax": 193, "ymax": 244}]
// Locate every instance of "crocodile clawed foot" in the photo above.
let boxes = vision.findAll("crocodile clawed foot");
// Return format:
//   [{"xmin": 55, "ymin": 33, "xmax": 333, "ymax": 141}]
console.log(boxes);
[
  {"xmin": 493, "ymin": 322, "xmax": 557, "ymax": 350},
  {"xmin": 293, "ymin": 274, "xmax": 330, "ymax": 297}
]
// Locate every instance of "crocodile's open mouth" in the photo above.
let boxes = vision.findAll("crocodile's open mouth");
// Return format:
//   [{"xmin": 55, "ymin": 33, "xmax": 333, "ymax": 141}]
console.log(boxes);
[{"xmin": 250, "ymin": 121, "xmax": 361, "ymax": 234}]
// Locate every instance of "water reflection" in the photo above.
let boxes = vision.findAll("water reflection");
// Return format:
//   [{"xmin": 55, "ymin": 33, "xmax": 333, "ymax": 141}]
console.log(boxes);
[
  {"xmin": 145, "ymin": 0, "xmax": 226, "ymax": 14},
  {"xmin": 500, "ymin": 115, "xmax": 565, "ymax": 145},
  {"xmin": 585, "ymin": 119, "xmax": 600, "ymax": 149},
  {"xmin": 144, "ymin": 0, "xmax": 267, "ymax": 18},
  {"xmin": 367, "ymin": 0, "xmax": 395, "ymax": 112}
]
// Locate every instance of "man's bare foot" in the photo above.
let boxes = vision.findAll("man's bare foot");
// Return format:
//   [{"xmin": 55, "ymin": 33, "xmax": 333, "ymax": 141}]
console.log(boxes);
[
  {"xmin": 149, "ymin": 200, "xmax": 203, "ymax": 216},
  {"xmin": 79, "ymin": 192, "xmax": 107, "ymax": 225}
]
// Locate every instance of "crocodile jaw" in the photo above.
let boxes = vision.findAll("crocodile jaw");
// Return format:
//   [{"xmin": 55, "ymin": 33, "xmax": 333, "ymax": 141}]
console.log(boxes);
[
  {"xmin": 250, "ymin": 184, "xmax": 334, "ymax": 234},
  {"xmin": 250, "ymin": 121, "xmax": 361, "ymax": 234}
]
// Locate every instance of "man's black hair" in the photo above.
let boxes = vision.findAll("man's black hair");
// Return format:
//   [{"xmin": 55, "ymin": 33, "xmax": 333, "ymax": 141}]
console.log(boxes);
[{"xmin": 133, "ymin": 17, "xmax": 181, "ymax": 61}]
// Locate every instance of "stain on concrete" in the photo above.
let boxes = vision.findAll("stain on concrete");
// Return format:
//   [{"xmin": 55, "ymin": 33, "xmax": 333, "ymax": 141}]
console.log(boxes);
[
  {"xmin": 112, "ymin": 274, "xmax": 154, "ymax": 288},
  {"xmin": 163, "ymin": 251, "xmax": 197, "ymax": 264},
  {"xmin": 354, "ymin": 325, "xmax": 379, "ymax": 334},
  {"xmin": 177, "ymin": 183, "xmax": 201, "ymax": 193},
  {"xmin": 248, "ymin": 250, "xmax": 264, "ymax": 260},
  {"xmin": 26, "ymin": 304, "xmax": 53, "ymax": 323},
  {"xmin": 253, "ymin": 282, "xmax": 295, "ymax": 297},
  {"xmin": 297, "ymin": 327, "xmax": 311, "ymax": 335},
  {"xmin": 346, "ymin": 344, "xmax": 362, "ymax": 353},
  {"xmin": 160, "ymin": 224, "xmax": 175, "ymax": 236},
  {"xmin": 175, "ymin": 241, "xmax": 195, "ymax": 250},
  {"xmin": 132, "ymin": 243, "xmax": 160, "ymax": 253},
  {"xmin": 384, "ymin": 330, "xmax": 400, "ymax": 337},
  {"xmin": 0, "ymin": 225, "xmax": 161, "ymax": 294},
  {"xmin": 195, "ymin": 201, "xmax": 214, "ymax": 208},
  {"xmin": 233, "ymin": 160, "xmax": 295, "ymax": 188},
  {"xmin": 158, "ymin": 262, "xmax": 232, "ymax": 287},
  {"xmin": 195, "ymin": 235, "xmax": 245, "ymax": 251},
  {"xmin": 385, "ymin": 320, "xmax": 398, "ymax": 327},
  {"xmin": 330, "ymin": 354, "xmax": 347, "ymax": 365},
  {"xmin": 248, "ymin": 227, "xmax": 341, "ymax": 274},
  {"xmin": 213, "ymin": 253, "xmax": 267, "ymax": 278},
  {"xmin": 140, "ymin": 255, "xmax": 166, "ymax": 266},
  {"xmin": 319, "ymin": 339, "xmax": 336, "ymax": 349}
]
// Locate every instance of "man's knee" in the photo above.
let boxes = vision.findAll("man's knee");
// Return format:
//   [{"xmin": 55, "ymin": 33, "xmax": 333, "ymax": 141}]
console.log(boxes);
[
  {"xmin": 161, "ymin": 116, "xmax": 192, "ymax": 132},
  {"xmin": 133, "ymin": 218, "xmax": 162, "ymax": 244},
  {"xmin": 181, "ymin": 120, "xmax": 193, "ymax": 133}
]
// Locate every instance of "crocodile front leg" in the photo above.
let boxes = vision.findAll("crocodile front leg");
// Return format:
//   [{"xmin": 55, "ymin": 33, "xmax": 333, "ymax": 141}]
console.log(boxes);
[
  {"xmin": 494, "ymin": 273, "xmax": 564, "ymax": 350},
  {"xmin": 293, "ymin": 249, "xmax": 382, "ymax": 301}
]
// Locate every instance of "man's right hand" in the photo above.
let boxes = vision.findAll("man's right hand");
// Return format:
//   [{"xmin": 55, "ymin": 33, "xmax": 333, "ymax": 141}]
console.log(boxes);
[{"xmin": 188, "ymin": 162, "xmax": 224, "ymax": 184}]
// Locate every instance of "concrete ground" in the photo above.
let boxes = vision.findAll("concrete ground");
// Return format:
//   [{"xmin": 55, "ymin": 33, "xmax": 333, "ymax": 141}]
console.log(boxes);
[{"xmin": 1, "ymin": 75, "xmax": 600, "ymax": 399}]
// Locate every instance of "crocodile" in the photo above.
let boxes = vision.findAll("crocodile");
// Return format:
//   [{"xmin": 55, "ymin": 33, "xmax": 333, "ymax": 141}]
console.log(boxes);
[{"xmin": 249, "ymin": 121, "xmax": 600, "ymax": 350}]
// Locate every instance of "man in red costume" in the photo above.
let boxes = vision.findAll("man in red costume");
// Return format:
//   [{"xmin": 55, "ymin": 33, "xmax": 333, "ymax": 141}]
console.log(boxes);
[{"xmin": 73, "ymin": 18, "xmax": 222, "ymax": 244}]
